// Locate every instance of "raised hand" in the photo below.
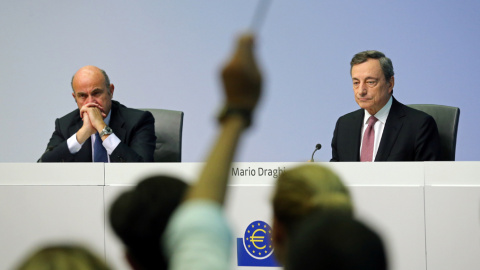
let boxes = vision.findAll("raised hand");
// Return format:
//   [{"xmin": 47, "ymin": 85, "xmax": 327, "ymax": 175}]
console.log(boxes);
[{"xmin": 221, "ymin": 33, "xmax": 262, "ymax": 114}]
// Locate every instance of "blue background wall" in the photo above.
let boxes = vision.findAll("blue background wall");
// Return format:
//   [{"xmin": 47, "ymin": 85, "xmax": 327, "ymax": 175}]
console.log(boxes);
[{"xmin": 1, "ymin": 1, "xmax": 478, "ymax": 162}]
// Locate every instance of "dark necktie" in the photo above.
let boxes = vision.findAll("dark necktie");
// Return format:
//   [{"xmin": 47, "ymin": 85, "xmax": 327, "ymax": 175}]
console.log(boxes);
[
  {"xmin": 360, "ymin": 116, "xmax": 378, "ymax": 162},
  {"xmin": 94, "ymin": 132, "xmax": 108, "ymax": 162}
]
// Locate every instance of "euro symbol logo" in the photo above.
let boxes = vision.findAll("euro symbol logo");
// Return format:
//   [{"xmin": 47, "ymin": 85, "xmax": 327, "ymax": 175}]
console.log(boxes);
[
  {"xmin": 243, "ymin": 220, "xmax": 274, "ymax": 259},
  {"xmin": 249, "ymin": 229, "xmax": 266, "ymax": 249}
]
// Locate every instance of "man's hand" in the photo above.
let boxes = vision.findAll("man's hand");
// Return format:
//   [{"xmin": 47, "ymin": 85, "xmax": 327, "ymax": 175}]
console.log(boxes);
[
  {"xmin": 76, "ymin": 103, "xmax": 107, "ymax": 143},
  {"xmin": 80, "ymin": 103, "xmax": 107, "ymax": 130},
  {"xmin": 221, "ymin": 33, "xmax": 262, "ymax": 113}
]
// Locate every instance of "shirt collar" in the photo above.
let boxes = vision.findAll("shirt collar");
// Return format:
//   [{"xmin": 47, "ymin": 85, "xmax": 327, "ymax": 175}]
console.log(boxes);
[
  {"xmin": 104, "ymin": 110, "xmax": 112, "ymax": 125},
  {"xmin": 364, "ymin": 96, "xmax": 392, "ymax": 124}
]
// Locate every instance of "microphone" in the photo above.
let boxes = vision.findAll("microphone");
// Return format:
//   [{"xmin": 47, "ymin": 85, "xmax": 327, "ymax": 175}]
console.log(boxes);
[{"xmin": 310, "ymin": 143, "xmax": 322, "ymax": 162}]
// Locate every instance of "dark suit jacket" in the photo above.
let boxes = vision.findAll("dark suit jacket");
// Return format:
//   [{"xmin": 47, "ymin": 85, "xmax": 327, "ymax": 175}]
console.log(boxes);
[
  {"xmin": 331, "ymin": 97, "xmax": 441, "ymax": 161},
  {"xmin": 39, "ymin": 100, "xmax": 156, "ymax": 162}
]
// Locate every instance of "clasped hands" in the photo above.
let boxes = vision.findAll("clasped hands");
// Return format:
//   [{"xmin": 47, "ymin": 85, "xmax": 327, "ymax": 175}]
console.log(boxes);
[{"xmin": 76, "ymin": 103, "xmax": 107, "ymax": 144}]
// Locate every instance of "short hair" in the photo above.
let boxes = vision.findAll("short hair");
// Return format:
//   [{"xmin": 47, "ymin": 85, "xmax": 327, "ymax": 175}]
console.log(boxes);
[
  {"xmin": 272, "ymin": 164, "xmax": 353, "ymax": 232},
  {"xmin": 15, "ymin": 244, "xmax": 111, "ymax": 270},
  {"xmin": 350, "ymin": 50, "xmax": 394, "ymax": 82},
  {"xmin": 109, "ymin": 175, "xmax": 188, "ymax": 270},
  {"xmin": 287, "ymin": 212, "xmax": 387, "ymax": 270},
  {"xmin": 71, "ymin": 68, "xmax": 111, "ymax": 92}
]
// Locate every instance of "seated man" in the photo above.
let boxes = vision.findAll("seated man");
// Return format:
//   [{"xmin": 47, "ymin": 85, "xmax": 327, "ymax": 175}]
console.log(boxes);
[
  {"xmin": 287, "ymin": 210, "xmax": 387, "ymax": 270},
  {"xmin": 39, "ymin": 65, "xmax": 156, "ymax": 162},
  {"xmin": 271, "ymin": 164, "xmax": 353, "ymax": 265},
  {"xmin": 109, "ymin": 33, "xmax": 262, "ymax": 270},
  {"xmin": 331, "ymin": 50, "xmax": 441, "ymax": 161}
]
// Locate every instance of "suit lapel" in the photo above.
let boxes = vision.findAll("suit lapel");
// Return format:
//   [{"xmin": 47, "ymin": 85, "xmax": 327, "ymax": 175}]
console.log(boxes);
[
  {"xmin": 350, "ymin": 110, "xmax": 364, "ymax": 161},
  {"xmin": 376, "ymin": 97, "xmax": 405, "ymax": 161}
]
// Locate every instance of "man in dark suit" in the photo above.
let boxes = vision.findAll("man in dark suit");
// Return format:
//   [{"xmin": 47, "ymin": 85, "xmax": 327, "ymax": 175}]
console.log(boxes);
[
  {"xmin": 331, "ymin": 51, "xmax": 441, "ymax": 161},
  {"xmin": 39, "ymin": 65, "xmax": 156, "ymax": 162}
]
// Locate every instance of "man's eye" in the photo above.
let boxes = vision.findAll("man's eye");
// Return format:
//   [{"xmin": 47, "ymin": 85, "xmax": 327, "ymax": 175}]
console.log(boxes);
[
  {"xmin": 92, "ymin": 90, "xmax": 104, "ymax": 97},
  {"xmin": 367, "ymin": 81, "xmax": 376, "ymax": 86}
]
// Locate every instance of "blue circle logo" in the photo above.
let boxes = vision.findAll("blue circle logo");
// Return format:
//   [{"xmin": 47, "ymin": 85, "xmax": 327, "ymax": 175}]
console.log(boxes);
[{"xmin": 243, "ymin": 220, "xmax": 274, "ymax": 259}]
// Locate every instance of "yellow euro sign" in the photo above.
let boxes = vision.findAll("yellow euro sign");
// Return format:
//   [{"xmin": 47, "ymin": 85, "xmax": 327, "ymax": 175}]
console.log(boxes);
[{"xmin": 249, "ymin": 229, "xmax": 266, "ymax": 249}]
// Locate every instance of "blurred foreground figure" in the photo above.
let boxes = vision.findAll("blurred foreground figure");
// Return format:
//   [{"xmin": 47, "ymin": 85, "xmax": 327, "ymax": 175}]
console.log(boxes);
[
  {"xmin": 271, "ymin": 164, "xmax": 353, "ymax": 264},
  {"xmin": 287, "ymin": 211, "xmax": 388, "ymax": 270},
  {"xmin": 109, "ymin": 176, "xmax": 188, "ymax": 269},
  {"xmin": 15, "ymin": 244, "xmax": 111, "ymax": 270},
  {"xmin": 109, "ymin": 33, "xmax": 262, "ymax": 270}
]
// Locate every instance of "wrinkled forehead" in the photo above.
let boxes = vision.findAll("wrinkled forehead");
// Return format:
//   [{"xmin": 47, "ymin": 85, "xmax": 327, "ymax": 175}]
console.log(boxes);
[{"xmin": 351, "ymin": 59, "xmax": 384, "ymax": 79}]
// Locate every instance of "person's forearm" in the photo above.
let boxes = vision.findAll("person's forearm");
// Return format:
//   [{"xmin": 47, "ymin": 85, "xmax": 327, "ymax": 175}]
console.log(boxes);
[
  {"xmin": 185, "ymin": 33, "xmax": 260, "ymax": 204},
  {"xmin": 185, "ymin": 115, "xmax": 247, "ymax": 204},
  {"xmin": 76, "ymin": 125, "xmax": 92, "ymax": 144}
]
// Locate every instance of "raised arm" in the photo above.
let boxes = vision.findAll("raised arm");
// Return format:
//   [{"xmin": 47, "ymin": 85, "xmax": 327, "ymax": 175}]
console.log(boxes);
[{"xmin": 184, "ymin": 33, "xmax": 262, "ymax": 204}]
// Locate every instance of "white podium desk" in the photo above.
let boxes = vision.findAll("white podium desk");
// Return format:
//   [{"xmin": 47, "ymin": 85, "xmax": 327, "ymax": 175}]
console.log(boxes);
[{"xmin": 1, "ymin": 162, "xmax": 479, "ymax": 270}]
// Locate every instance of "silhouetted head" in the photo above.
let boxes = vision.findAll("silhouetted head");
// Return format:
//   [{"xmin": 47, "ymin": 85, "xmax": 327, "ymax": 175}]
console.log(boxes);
[
  {"xmin": 109, "ymin": 175, "xmax": 188, "ymax": 270},
  {"xmin": 287, "ymin": 211, "xmax": 387, "ymax": 270},
  {"xmin": 271, "ymin": 164, "xmax": 353, "ymax": 264}
]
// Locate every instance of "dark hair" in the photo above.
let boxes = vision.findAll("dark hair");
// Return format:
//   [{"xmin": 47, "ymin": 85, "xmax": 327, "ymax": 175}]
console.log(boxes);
[
  {"xmin": 287, "ymin": 211, "xmax": 387, "ymax": 270},
  {"xmin": 350, "ymin": 50, "xmax": 394, "ymax": 82},
  {"xmin": 109, "ymin": 175, "xmax": 188, "ymax": 270},
  {"xmin": 100, "ymin": 69, "xmax": 111, "ymax": 88}
]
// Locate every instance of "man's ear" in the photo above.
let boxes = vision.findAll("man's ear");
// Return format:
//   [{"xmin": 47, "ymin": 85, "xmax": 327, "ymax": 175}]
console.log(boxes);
[
  {"xmin": 388, "ymin": 76, "xmax": 395, "ymax": 95},
  {"xmin": 109, "ymin": 84, "xmax": 115, "ymax": 96},
  {"xmin": 72, "ymin": 92, "xmax": 76, "ymax": 102}
]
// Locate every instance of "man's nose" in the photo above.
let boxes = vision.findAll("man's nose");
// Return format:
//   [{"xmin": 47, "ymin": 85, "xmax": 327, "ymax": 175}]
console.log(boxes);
[
  {"xmin": 361, "ymin": 81, "xmax": 368, "ymax": 90},
  {"xmin": 358, "ymin": 83, "xmax": 367, "ymax": 95}
]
